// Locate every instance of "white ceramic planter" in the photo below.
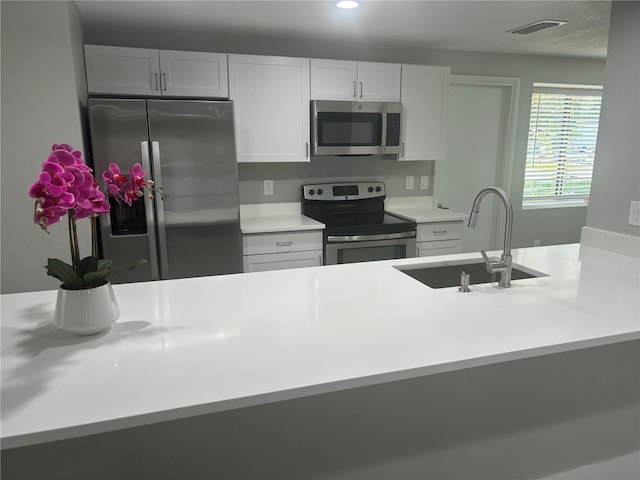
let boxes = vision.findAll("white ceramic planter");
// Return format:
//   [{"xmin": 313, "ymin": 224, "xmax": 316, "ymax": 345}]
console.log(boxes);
[{"xmin": 53, "ymin": 282, "xmax": 120, "ymax": 335}]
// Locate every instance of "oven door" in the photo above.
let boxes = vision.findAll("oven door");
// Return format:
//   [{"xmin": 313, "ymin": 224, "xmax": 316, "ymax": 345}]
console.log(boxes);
[{"xmin": 325, "ymin": 231, "xmax": 416, "ymax": 265}]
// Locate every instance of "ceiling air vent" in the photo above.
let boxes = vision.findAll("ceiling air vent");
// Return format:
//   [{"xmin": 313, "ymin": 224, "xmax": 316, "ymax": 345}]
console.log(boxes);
[{"xmin": 508, "ymin": 20, "xmax": 568, "ymax": 35}]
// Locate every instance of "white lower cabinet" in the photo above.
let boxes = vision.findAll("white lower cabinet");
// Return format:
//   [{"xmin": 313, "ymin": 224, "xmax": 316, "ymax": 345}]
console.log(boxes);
[
  {"xmin": 243, "ymin": 230, "xmax": 323, "ymax": 272},
  {"xmin": 415, "ymin": 221, "xmax": 463, "ymax": 257}
]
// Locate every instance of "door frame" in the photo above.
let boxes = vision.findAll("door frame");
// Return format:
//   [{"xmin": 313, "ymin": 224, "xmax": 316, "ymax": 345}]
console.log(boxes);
[{"xmin": 434, "ymin": 75, "xmax": 520, "ymax": 249}]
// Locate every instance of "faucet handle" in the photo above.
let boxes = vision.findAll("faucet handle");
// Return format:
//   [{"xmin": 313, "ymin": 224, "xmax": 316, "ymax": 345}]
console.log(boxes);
[
  {"xmin": 480, "ymin": 250, "xmax": 501, "ymax": 273},
  {"xmin": 480, "ymin": 250, "xmax": 496, "ymax": 269}
]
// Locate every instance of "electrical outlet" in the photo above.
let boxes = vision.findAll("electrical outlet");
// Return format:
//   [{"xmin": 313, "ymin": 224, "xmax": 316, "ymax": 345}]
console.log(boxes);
[
  {"xmin": 420, "ymin": 176, "xmax": 429, "ymax": 189},
  {"xmin": 629, "ymin": 201, "xmax": 640, "ymax": 226},
  {"xmin": 264, "ymin": 180, "xmax": 274, "ymax": 196},
  {"xmin": 405, "ymin": 176, "xmax": 414, "ymax": 190}
]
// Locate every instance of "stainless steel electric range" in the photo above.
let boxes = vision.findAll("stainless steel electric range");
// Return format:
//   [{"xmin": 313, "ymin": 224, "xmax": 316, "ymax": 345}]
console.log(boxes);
[{"xmin": 301, "ymin": 182, "xmax": 417, "ymax": 265}]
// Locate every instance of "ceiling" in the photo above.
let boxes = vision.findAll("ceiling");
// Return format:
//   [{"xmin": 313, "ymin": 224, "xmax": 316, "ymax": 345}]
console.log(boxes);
[{"xmin": 74, "ymin": 0, "xmax": 611, "ymax": 59}]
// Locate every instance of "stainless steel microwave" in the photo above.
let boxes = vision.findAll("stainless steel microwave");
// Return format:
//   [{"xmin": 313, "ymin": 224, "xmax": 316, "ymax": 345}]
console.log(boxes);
[{"xmin": 311, "ymin": 100, "xmax": 403, "ymax": 156}]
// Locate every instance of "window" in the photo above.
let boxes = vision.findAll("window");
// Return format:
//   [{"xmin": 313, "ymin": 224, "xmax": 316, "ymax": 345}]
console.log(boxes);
[{"xmin": 523, "ymin": 83, "xmax": 602, "ymax": 207}]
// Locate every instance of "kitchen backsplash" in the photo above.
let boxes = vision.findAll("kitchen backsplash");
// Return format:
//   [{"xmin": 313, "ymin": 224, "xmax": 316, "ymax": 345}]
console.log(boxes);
[{"xmin": 238, "ymin": 157, "xmax": 434, "ymax": 204}]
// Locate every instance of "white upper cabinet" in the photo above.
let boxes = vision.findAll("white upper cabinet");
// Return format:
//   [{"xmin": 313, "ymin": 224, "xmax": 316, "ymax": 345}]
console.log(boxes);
[
  {"xmin": 84, "ymin": 45, "xmax": 228, "ymax": 98},
  {"xmin": 85, "ymin": 45, "xmax": 161, "ymax": 96},
  {"xmin": 399, "ymin": 64, "xmax": 451, "ymax": 161},
  {"xmin": 228, "ymin": 54, "xmax": 310, "ymax": 163},
  {"xmin": 158, "ymin": 50, "xmax": 228, "ymax": 97},
  {"xmin": 310, "ymin": 59, "xmax": 401, "ymax": 102}
]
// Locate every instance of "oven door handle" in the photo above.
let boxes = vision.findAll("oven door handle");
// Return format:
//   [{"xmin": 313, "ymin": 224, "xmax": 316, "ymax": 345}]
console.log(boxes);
[{"xmin": 327, "ymin": 231, "xmax": 416, "ymax": 242}]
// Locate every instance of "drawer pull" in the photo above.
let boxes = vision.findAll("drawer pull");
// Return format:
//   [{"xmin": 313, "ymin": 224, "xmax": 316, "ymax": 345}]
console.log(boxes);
[
  {"xmin": 433, "ymin": 230, "xmax": 448, "ymax": 235},
  {"xmin": 276, "ymin": 241, "xmax": 293, "ymax": 247}
]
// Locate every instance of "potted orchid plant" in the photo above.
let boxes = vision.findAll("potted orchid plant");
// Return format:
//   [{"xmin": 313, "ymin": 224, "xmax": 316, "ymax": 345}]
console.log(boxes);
[{"xmin": 29, "ymin": 144, "xmax": 150, "ymax": 290}]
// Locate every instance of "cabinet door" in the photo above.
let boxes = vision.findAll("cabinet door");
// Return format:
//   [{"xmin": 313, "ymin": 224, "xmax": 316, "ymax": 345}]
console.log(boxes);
[
  {"xmin": 229, "ymin": 55, "xmax": 310, "ymax": 162},
  {"xmin": 243, "ymin": 251, "xmax": 323, "ymax": 272},
  {"xmin": 159, "ymin": 50, "xmax": 228, "ymax": 98},
  {"xmin": 399, "ymin": 64, "xmax": 450, "ymax": 161},
  {"xmin": 356, "ymin": 62, "xmax": 402, "ymax": 102},
  {"xmin": 84, "ymin": 45, "xmax": 161, "ymax": 96},
  {"xmin": 310, "ymin": 59, "xmax": 358, "ymax": 100}
]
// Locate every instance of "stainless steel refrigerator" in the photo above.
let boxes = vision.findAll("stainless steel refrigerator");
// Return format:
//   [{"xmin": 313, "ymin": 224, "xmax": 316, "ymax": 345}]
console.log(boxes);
[{"xmin": 87, "ymin": 98, "xmax": 243, "ymax": 283}]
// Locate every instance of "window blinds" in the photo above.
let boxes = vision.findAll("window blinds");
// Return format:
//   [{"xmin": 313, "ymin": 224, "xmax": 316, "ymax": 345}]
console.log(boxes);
[{"xmin": 523, "ymin": 84, "xmax": 602, "ymax": 206}]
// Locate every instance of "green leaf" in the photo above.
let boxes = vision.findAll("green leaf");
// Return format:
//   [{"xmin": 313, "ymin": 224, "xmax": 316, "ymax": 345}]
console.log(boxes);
[
  {"xmin": 46, "ymin": 258, "xmax": 83, "ymax": 290},
  {"xmin": 97, "ymin": 259, "xmax": 112, "ymax": 272},
  {"xmin": 82, "ymin": 270, "xmax": 111, "ymax": 289},
  {"xmin": 77, "ymin": 256, "xmax": 99, "ymax": 278}
]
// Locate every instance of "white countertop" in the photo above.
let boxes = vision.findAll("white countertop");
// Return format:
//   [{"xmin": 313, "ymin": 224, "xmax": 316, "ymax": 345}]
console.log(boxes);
[
  {"xmin": 240, "ymin": 202, "xmax": 324, "ymax": 234},
  {"xmin": 385, "ymin": 196, "xmax": 468, "ymax": 223},
  {"xmin": 2, "ymin": 244, "xmax": 639, "ymax": 449}
]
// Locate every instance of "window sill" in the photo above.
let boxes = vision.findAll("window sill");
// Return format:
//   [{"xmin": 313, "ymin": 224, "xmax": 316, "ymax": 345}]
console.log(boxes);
[{"xmin": 523, "ymin": 200, "xmax": 589, "ymax": 210}]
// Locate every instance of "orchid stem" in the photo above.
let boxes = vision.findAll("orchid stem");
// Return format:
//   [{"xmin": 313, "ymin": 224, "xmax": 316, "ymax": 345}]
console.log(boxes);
[
  {"xmin": 68, "ymin": 209, "xmax": 81, "ymax": 270},
  {"xmin": 91, "ymin": 215, "xmax": 99, "ymax": 258}
]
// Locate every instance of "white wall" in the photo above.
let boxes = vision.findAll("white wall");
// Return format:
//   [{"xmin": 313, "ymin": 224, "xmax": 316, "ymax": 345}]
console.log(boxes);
[
  {"xmin": 586, "ymin": 1, "xmax": 640, "ymax": 238},
  {"xmin": 0, "ymin": 1, "xmax": 87, "ymax": 294}
]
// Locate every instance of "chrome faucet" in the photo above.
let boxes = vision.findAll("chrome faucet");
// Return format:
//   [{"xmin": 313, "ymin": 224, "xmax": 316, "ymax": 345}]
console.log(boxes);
[{"xmin": 467, "ymin": 187, "xmax": 513, "ymax": 287}]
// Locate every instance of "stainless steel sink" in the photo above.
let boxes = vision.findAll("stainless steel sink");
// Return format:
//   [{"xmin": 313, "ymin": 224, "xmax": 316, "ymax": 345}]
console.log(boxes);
[{"xmin": 395, "ymin": 260, "xmax": 547, "ymax": 289}]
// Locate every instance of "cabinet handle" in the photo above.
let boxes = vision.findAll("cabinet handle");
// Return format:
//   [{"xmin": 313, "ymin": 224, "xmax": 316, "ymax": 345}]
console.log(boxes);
[
  {"xmin": 401, "ymin": 142, "xmax": 405, "ymax": 157},
  {"xmin": 154, "ymin": 73, "xmax": 159, "ymax": 91},
  {"xmin": 162, "ymin": 73, "xmax": 167, "ymax": 91},
  {"xmin": 433, "ymin": 230, "xmax": 448, "ymax": 235},
  {"xmin": 318, "ymin": 253, "xmax": 322, "ymax": 266},
  {"xmin": 276, "ymin": 241, "xmax": 293, "ymax": 247},
  {"xmin": 352, "ymin": 80, "xmax": 357, "ymax": 99},
  {"xmin": 359, "ymin": 81, "xmax": 363, "ymax": 98},
  {"xmin": 305, "ymin": 142, "xmax": 309, "ymax": 158}
]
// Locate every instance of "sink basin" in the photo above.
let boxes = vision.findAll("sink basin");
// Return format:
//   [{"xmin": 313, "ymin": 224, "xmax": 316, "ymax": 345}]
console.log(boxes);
[{"xmin": 396, "ymin": 260, "xmax": 547, "ymax": 289}]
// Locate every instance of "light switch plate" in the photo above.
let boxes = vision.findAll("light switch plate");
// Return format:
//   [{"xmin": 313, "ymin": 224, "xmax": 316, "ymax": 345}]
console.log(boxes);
[
  {"xmin": 264, "ymin": 180, "xmax": 274, "ymax": 196},
  {"xmin": 420, "ymin": 176, "xmax": 429, "ymax": 189},
  {"xmin": 628, "ymin": 201, "xmax": 640, "ymax": 226},
  {"xmin": 405, "ymin": 176, "xmax": 414, "ymax": 190}
]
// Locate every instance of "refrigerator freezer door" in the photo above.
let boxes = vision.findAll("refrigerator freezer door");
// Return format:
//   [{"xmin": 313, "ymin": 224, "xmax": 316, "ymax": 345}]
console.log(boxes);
[
  {"xmin": 88, "ymin": 98, "xmax": 160, "ymax": 283},
  {"xmin": 147, "ymin": 100, "xmax": 243, "ymax": 279}
]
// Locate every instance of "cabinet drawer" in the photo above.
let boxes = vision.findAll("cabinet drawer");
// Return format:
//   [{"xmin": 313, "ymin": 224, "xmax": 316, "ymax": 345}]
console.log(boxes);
[
  {"xmin": 243, "ymin": 250, "xmax": 323, "ymax": 273},
  {"xmin": 243, "ymin": 231, "xmax": 322, "ymax": 255},
  {"xmin": 417, "ymin": 221, "xmax": 463, "ymax": 242},
  {"xmin": 416, "ymin": 239, "xmax": 462, "ymax": 257}
]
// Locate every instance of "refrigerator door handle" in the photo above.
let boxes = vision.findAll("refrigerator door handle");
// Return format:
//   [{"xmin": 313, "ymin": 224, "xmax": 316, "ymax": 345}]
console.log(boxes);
[
  {"xmin": 151, "ymin": 140, "xmax": 170, "ymax": 279},
  {"xmin": 140, "ymin": 141, "xmax": 161, "ymax": 281}
]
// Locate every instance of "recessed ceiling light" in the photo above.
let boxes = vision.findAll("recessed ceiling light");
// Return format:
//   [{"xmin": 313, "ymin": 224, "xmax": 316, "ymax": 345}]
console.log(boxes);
[{"xmin": 337, "ymin": 1, "xmax": 359, "ymax": 9}]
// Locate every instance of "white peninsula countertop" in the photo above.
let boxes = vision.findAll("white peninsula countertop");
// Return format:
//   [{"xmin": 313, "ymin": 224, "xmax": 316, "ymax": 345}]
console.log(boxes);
[{"xmin": 2, "ymin": 244, "xmax": 639, "ymax": 449}]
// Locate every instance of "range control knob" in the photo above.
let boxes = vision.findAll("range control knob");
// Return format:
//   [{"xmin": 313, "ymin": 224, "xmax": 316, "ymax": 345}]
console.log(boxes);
[
  {"xmin": 308, "ymin": 189, "xmax": 315, "ymax": 196},
  {"xmin": 375, "ymin": 186, "xmax": 382, "ymax": 192},
  {"xmin": 317, "ymin": 189, "xmax": 323, "ymax": 195},
  {"xmin": 368, "ymin": 186, "xmax": 374, "ymax": 193}
]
